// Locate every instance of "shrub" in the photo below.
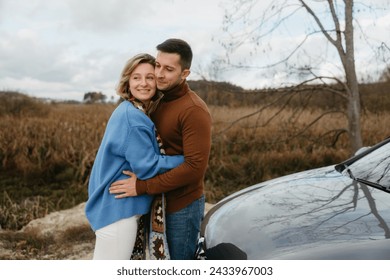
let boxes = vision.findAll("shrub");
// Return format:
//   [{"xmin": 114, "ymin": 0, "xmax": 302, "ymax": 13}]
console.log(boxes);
[{"xmin": 0, "ymin": 91, "xmax": 51, "ymax": 118}]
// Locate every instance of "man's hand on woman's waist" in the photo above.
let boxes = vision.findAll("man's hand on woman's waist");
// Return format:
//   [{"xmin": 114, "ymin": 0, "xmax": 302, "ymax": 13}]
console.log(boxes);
[{"xmin": 109, "ymin": 170, "xmax": 138, "ymax": 198}]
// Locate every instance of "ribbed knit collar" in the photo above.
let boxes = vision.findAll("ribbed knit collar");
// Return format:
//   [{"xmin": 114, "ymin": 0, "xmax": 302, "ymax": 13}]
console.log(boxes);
[{"xmin": 160, "ymin": 81, "xmax": 188, "ymax": 102}]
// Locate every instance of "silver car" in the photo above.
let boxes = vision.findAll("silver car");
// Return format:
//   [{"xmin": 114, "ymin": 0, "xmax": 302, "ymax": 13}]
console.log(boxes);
[{"xmin": 201, "ymin": 138, "xmax": 390, "ymax": 259}]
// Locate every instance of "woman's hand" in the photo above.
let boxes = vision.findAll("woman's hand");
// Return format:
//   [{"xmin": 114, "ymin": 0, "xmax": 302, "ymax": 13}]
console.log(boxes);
[{"xmin": 109, "ymin": 170, "xmax": 138, "ymax": 198}]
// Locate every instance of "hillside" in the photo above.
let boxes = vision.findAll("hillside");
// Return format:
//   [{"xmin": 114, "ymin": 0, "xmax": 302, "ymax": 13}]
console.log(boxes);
[
  {"xmin": 2, "ymin": 79, "xmax": 389, "ymax": 111},
  {"xmin": 188, "ymin": 79, "xmax": 390, "ymax": 112}
]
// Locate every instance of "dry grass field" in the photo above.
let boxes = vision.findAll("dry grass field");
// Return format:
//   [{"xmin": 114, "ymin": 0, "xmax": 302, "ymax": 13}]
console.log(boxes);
[
  {"xmin": 206, "ymin": 104, "xmax": 389, "ymax": 200},
  {"xmin": 0, "ymin": 86, "xmax": 389, "ymax": 260},
  {"xmin": 0, "ymin": 89, "xmax": 389, "ymax": 232}
]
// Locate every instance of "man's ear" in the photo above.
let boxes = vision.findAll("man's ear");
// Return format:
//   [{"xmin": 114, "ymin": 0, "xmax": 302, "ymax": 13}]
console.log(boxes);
[{"xmin": 181, "ymin": 69, "xmax": 190, "ymax": 80}]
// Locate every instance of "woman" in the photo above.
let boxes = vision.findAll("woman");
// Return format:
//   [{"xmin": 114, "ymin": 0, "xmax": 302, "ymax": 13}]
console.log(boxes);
[{"xmin": 85, "ymin": 53, "xmax": 184, "ymax": 259}]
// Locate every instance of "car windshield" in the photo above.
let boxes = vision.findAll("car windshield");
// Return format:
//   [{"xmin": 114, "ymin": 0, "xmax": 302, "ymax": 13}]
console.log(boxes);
[{"xmin": 335, "ymin": 138, "xmax": 390, "ymax": 193}]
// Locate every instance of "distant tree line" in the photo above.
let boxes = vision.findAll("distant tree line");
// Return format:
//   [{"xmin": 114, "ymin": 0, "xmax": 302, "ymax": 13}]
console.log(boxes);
[{"xmin": 83, "ymin": 91, "xmax": 107, "ymax": 104}]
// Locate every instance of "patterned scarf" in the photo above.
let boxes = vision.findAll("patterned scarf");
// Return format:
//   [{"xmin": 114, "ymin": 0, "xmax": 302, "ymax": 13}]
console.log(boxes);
[{"xmin": 128, "ymin": 95, "xmax": 170, "ymax": 260}]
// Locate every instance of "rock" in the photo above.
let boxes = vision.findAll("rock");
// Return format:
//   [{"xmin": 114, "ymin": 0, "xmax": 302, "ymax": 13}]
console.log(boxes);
[
  {"xmin": 21, "ymin": 202, "xmax": 90, "ymax": 241},
  {"xmin": 21, "ymin": 202, "xmax": 214, "ymax": 238}
]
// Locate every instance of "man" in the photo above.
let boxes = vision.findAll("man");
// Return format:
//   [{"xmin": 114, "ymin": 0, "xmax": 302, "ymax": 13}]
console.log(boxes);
[{"xmin": 110, "ymin": 38, "xmax": 212, "ymax": 260}]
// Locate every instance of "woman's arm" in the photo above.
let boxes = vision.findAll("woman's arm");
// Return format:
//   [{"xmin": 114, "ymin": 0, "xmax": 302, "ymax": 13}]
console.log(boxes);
[{"xmin": 124, "ymin": 125, "xmax": 184, "ymax": 180}]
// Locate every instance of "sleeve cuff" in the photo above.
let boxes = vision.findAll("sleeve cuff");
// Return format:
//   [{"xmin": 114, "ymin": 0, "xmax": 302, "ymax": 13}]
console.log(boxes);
[{"xmin": 136, "ymin": 179, "xmax": 147, "ymax": 195}]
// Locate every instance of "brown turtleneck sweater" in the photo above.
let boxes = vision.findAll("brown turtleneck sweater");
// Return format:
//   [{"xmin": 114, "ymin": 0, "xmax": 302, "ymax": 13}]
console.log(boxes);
[{"xmin": 135, "ymin": 81, "xmax": 212, "ymax": 213}]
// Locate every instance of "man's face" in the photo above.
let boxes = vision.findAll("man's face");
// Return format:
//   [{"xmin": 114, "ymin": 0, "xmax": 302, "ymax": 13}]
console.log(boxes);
[{"xmin": 155, "ymin": 51, "xmax": 190, "ymax": 91}]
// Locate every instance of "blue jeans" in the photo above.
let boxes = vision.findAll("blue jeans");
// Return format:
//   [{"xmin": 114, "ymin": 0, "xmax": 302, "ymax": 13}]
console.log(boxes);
[{"xmin": 166, "ymin": 195, "xmax": 205, "ymax": 260}]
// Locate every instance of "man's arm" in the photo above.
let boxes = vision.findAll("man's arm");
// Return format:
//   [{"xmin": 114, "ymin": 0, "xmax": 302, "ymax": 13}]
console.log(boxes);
[{"xmin": 137, "ymin": 106, "xmax": 211, "ymax": 195}]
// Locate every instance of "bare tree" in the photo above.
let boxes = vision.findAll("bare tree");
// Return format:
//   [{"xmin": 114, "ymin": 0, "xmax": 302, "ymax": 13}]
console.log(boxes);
[
  {"xmin": 218, "ymin": 0, "xmax": 389, "ymax": 153},
  {"xmin": 303, "ymin": 0, "xmax": 362, "ymax": 152},
  {"xmin": 379, "ymin": 65, "xmax": 390, "ymax": 82}
]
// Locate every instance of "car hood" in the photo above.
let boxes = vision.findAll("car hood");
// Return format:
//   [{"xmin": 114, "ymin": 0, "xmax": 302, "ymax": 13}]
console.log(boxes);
[{"xmin": 202, "ymin": 166, "xmax": 390, "ymax": 259}]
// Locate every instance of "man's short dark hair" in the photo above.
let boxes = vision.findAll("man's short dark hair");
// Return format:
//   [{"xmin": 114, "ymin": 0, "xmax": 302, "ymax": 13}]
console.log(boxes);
[{"xmin": 157, "ymin": 38, "xmax": 193, "ymax": 70}]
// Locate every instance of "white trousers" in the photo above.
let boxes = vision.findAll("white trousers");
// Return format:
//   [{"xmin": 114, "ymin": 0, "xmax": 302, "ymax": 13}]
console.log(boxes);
[{"xmin": 93, "ymin": 215, "xmax": 139, "ymax": 260}]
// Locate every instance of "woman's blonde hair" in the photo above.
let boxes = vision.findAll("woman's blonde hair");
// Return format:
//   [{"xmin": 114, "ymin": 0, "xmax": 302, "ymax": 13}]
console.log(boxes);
[{"xmin": 116, "ymin": 53, "xmax": 155, "ymax": 100}]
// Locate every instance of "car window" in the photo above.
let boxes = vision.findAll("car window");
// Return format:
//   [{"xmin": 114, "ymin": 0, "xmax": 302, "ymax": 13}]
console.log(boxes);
[{"xmin": 335, "ymin": 138, "xmax": 390, "ymax": 193}]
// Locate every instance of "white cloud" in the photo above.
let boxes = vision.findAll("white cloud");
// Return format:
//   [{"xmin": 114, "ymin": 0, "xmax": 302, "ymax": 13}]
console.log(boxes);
[
  {"xmin": 0, "ymin": 0, "xmax": 389, "ymax": 101},
  {"xmin": 0, "ymin": 76, "xmax": 77, "ymax": 100},
  {"xmin": 0, "ymin": 0, "xmax": 227, "ymax": 101},
  {"xmin": 65, "ymin": 0, "xmax": 150, "ymax": 33}
]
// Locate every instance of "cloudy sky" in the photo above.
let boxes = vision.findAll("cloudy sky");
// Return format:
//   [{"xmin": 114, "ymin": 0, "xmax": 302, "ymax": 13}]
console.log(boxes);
[{"xmin": 1, "ymin": 0, "xmax": 389, "ymax": 101}]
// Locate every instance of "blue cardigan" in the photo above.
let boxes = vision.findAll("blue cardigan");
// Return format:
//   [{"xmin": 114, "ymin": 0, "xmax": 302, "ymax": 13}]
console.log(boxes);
[{"xmin": 85, "ymin": 101, "xmax": 184, "ymax": 231}]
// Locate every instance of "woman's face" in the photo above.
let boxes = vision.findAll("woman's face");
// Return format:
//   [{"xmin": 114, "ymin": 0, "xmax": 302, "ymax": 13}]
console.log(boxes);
[{"xmin": 129, "ymin": 63, "xmax": 156, "ymax": 105}]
